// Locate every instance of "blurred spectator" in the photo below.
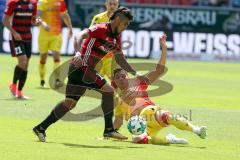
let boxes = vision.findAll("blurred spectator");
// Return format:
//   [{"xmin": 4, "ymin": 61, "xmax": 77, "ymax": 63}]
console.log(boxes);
[
  {"xmin": 125, "ymin": 0, "xmax": 195, "ymax": 5},
  {"xmin": 0, "ymin": 0, "xmax": 6, "ymax": 45},
  {"xmin": 192, "ymin": 0, "xmax": 229, "ymax": 6},
  {"xmin": 125, "ymin": 0, "xmax": 232, "ymax": 6},
  {"xmin": 76, "ymin": 0, "xmax": 239, "ymax": 7},
  {"xmin": 215, "ymin": 0, "xmax": 229, "ymax": 6},
  {"xmin": 232, "ymin": 0, "xmax": 240, "ymax": 7},
  {"xmin": 0, "ymin": 0, "xmax": 6, "ymax": 20}
]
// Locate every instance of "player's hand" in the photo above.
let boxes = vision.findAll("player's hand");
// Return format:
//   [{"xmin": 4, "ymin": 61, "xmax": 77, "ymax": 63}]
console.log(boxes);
[
  {"xmin": 35, "ymin": 18, "xmax": 50, "ymax": 31},
  {"xmin": 42, "ymin": 22, "xmax": 50, "ymax": 32},
  {"xmin": 12, "ymin": 31, "xmax": 22, "ymax": 41},
  {"xmin": 32, "ymin": 17, "xmax": 39, "ymax": 25},
  {"xmin": 34, "ymin": 17, "xmax": 41, "ymax": 25},
  {"xmin": 72, "ymin": 53, "xmax": 83, "ymax": 68},
  {"xmin": 160, "ymin": 34, "xmax": 167, "ymax": 51}
]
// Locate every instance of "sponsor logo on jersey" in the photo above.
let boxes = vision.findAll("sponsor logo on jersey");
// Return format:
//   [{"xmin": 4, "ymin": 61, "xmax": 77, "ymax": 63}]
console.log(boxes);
[{"xmin": 16, "ymin": 12, "xmax": 33, "ymax": 16}]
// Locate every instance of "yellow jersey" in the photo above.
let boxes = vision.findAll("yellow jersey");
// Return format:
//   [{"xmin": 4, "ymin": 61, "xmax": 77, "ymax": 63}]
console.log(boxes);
[
  {"xmin": 90, "ymin": 11, "xmax": 110, "ymax": 27},
  {"xmin": 38, "ymin": 0, "xmax": 67, "ymax": 36}
]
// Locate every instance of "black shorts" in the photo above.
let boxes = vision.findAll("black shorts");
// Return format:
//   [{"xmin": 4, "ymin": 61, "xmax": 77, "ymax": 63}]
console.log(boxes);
[
  {"xmin": 66, "ymin": 64, "xmax": 107, "ymax": 101},
  {"xmin": 9, "ymin": 40, "xmax": 32, "ymax": 58}
]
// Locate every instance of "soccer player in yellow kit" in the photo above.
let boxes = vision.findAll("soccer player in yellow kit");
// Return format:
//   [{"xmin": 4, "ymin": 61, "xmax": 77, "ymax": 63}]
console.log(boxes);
[
  {"xmin": 90, "ymin": 0, "xmax": 119, "ymax": 79},
  {"xmin": 112, "ymin": 35, "xmax": 208, "ymax": 145},
  {"xmin": 38, "ymin": 0, "xmax": 73, "ymax": 88}
]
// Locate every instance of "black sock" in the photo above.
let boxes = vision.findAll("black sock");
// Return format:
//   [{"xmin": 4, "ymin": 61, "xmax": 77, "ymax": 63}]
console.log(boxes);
[
  {"xmin": 37, "ymin": 102, "xmax": 71, "ymax": 130},
  {"xmin": 102, "ymin": 92, "xmax": 114, "ymax": 133},
  {"xmin": 18, "ymin": 70, "xmax": 27, "ymax": 91},
  {"xmin": 13, "ymin": 65, "xmax": 23, "ymax": 84}
]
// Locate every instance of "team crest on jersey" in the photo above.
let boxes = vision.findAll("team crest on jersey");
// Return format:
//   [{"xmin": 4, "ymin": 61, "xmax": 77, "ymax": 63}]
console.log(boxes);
[{"xmin": 28, "ymin": 3, "xmax": 33, "ymax": 9}]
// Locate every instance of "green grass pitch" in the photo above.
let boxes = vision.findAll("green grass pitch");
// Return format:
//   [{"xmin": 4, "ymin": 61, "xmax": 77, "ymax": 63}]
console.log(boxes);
[{"xmin": 0, "ymin": 54, "xmax": 240, "ymax": 160}]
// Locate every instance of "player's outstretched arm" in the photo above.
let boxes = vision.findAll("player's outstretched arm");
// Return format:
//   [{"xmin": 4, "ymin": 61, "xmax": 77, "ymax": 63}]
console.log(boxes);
[
  {"xmin": 114, "ymin": 52, "xmax": 136, "ymax": 75},
  {"xmin": 144, "ymin": 34, "xmax": 168, "ymax": 84},
  {"xmin": 61, "ymin": 12, "xmax": 73, "ymax": 38},
  {"xmin": 73, "ymin": 29, "xmax": 90, "ymax": 52},
  {"xmin": 2, "ymin": 14, "xmax": 22, "ymax": 41}
]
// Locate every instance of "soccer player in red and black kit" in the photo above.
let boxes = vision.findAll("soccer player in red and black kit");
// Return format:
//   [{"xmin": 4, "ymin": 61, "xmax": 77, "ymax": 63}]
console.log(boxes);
[
  {"xmin": 33, "ymin": 7, "xmax": 143, "ymax": 142},
  {"xmin": 3, "ymin": 0, "xmax": 37, "ymax": 99}
]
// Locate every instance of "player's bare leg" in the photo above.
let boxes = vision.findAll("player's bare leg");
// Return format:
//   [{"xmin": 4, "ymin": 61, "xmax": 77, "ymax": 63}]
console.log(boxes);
[
  {"xmin": 101, "ymin": 84, "xmax": 128, "ymax": 140},
  {"xmin": 10, "ymin": 54, "xmax": 29, "ymax": 99},
  {"xmin": 16, "ymin": 56, "xmax": 29, "ymax": 99},
  {"xmin": 33, "ymin": 98, "xmax": 77, "ymax": 142},
  {"xmin": 113, "ymin": 115, "xmax": 124, "ymax": 130},
  {"xmin": 39, "ymin": 53, "xmax": 48, "ymax": 88},
  {"xmin": 10, "ymin": 55, "xmax": 25, "ymax": 96},
  {"xmin": 52, "ymin": 51, "xmax": 63, "ymax": 89}
]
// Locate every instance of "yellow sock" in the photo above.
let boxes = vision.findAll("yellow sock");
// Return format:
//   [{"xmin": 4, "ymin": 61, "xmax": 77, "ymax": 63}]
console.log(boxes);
[
  {"xmin": 39, "ymin": 62, "xmax": 46, "ymax": 81},
  {"xmin": 53, "ymin": 61, "xmax": 60, "ymax": 79},
  {"xmin": 167, "ymin": 115, "xmax": 194, "ymax": 132}
]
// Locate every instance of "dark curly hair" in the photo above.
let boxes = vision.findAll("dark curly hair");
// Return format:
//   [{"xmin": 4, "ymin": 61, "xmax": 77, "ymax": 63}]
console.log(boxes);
[{"xmin": 109, "ymin": 7, "xmax": 133, "ymax": 21}]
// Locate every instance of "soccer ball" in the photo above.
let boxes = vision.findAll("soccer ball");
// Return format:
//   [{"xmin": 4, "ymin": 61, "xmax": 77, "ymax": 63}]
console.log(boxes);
[{"xmin": 127, "ymin": 115, "xmax": 147, "ymax": 135}]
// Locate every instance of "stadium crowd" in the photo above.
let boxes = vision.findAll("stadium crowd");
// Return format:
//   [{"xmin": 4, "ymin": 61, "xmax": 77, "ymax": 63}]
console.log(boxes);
[
  {"xmin": 125, "ymin": 0, "xmax": 240, "ymax": 7},
  {"xmin": 76, "ymin": 0, "xmax": 240, "ymax": 7}
]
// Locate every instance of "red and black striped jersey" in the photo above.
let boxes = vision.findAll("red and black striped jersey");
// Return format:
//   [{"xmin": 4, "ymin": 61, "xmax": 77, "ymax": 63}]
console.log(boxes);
[
  {"xmin": 4, "ymin": 0, "xmax": 37, "ymax": 42},
  {"xmin": 78, "ymin": 23, "xmax": 122, "ymax": 68}
]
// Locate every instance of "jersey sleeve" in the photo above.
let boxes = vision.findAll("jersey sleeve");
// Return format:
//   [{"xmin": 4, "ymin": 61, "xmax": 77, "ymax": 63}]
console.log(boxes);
[
  {"xmin": 60, "ymin": 0, "xmax": 67, "ymax": 13},
  {"xmin": 88, "ymin": 25, "xmax": 104, "ymax": 38},
  {"xmin": 4, "ymin": 1, "xmax": 15, "ymax": 16}
]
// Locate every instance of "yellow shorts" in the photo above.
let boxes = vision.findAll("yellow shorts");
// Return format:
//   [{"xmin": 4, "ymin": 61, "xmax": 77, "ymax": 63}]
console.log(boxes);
[
  {"xmin": 38, "ymin": 33, "xmax": 62, "ymax": 54},
  {"xmin": 140, "ymin": 105, "xmax": 166, "ymax": 137}
]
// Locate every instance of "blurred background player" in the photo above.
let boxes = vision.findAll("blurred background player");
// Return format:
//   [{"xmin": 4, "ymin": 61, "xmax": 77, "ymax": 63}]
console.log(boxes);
[
  {"xmin": 37, "ymin": 0, "xmax": 73, "ymax": 88},
  {"xmin": 33, "ymin": 7, "xmax": 141, "ymax": 142},
  {"xmin": 3, "ymin": 0, "xmax": 37, "ymax": 99},
  {"xmin": 90, "ymin": 0, "xmax": 119, "ymax": 26},
  {"xmin": 90, "ymin": 0, "xmax": 119, "ymax": 80},
  {"xmin": 112, "ymin": 35, "xmax": 207, "ymax": 144}
]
